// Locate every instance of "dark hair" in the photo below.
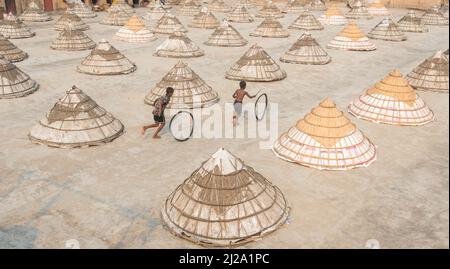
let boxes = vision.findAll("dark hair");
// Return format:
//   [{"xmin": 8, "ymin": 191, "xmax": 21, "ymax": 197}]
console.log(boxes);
[
  {"xmin": 166, "ymin": 87, "xmax": 174, "ymax": 94},
  {"xmin": 239, "ymin": 81, "xmax": 246, "ymax": 89}
]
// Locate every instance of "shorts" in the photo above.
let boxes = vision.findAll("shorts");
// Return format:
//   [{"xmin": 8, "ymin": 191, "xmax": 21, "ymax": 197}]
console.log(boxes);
[
  {"xmin": 234, "ymin": 102, "xmax": 242, "ymax": 117},
  {"xmin": 154, "ymin": 114, "xmax": 165, "ymax": 123}
]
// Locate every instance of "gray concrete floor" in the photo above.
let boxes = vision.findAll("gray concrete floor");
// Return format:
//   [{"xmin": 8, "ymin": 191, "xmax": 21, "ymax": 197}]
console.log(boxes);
[{"xmin": 0, "ymin": 3, "xmax": 448, "ymax": 248}]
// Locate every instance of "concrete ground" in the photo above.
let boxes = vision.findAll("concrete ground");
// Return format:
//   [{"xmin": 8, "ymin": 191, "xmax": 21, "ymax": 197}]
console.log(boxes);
[{"xmin": 0, "ymin": 3, "xmax": 448, "ymax": 249}]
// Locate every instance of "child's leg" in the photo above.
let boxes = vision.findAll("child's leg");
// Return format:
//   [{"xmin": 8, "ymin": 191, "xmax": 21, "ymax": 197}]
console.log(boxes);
[
  {"xmin": 153, "ymin": 123, "xmax": 165, "ymax": 139},
  {"xmin": 141, "ymin": 123, "xmax": 159, "ymax": 134}
]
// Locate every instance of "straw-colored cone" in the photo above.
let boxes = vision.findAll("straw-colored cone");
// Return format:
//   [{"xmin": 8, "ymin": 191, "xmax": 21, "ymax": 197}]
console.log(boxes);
[
  {"xmin": 51, "ymin": 20, "xmax": 95, "ymax": 51},
  {"xmin": 145, "ymin": 61, "xmax": 220, "ymax": 109},
  {"xmin": 367, "ymin": 17, "xmax": 407, "ymax": 41},
  {"xmin": 161, "ymin": 147, "xmax": 290, "ymax": 247},
  {"xmin": 327, "ymin": 21, "xmax": 376, "ymax": 51},
  {"xmin": 68, "ymin": 1, "xmax": 97, "ymax": 18},
  {"xmin": 29, "ymin": 86, "xmax": 124, "ymax": 148},
  {"xmin": 227, "ymin": 6, "xmax": 255, "ymax": 23},
  {"xmin": 114, "ymin": 15, "xmax": 157, "ymax": 43},
  {"xmin": 54, "ymin": 11, "xmax": 89, "ymax": 31},
  {"xmin": 189, "ymin": 8, "xmax": 220, "ymax": 29},
  {"xmin": 144, "ymin": 4, "xmax": 167, "ymax": 20},
  {"xmin": 101, "ymin": 10, "xmax": 131, "ymax": 26},
  {"xmin": 178, "ymin": 0, "xmax": 201, "ymax": 16},
  {"xmin": 367, "ymin": 0, "xmax": 390, "ymax": 16},
  {"xmin": 226, "ymin": 43, "xmax": 287, "ymax": 82},
  {"xmin": 234, "ymin": 0, "xmax": 253, "ymax": 9},
  {"xmin": 0, "ymin": 13, "xmax": 35, "ymax": 39},
  {"xmin": 256, "ymin": 1, "xmax": 284, "ymax": 18},
  {"xmin": 283, "ymin": 0, "xmax": 307, "ymax": 14},
  {"xmin": 153, "ymin": 13, "xmax": 188, "ymax": 34},
  {"xmin": 204, "ymin": 20, "xmax": 248, "ymax": 47},
  {"xmin": 318, "ymin": 4, "xmax": 347, "ymax": 25},
  {"xmin": 289, "ymin": 10, "xmax": 324, "ymax": 30},
  {"xmin": 0, "ymin": 34, "xmax": 28, "ymax": 62},
  {"xmin": 109, "ymin": 0, "xmax": 135, "ymax": 14},
  {"xmin": 407, "ymin": 51, "xmax": 449, "ymax": 93},
  {"xmin": 280, "ymin": 32, "xmax": 330, "ymax": 64},
  {"xmin": 77, "ymin": 39, "xmax": 136, "ymax": 75},
  {"xmin": 0, "ymin": 55, "xmax": 38, "ymax": 99},
  {"xmin": 346, "ymin": 1, "xmax": 373, "ymax": 20},
  {"xmin": 421, "ymin": 6, "xmax": 449, "ymax": 25},
  {"xmin": 308, "ymin": 0, "xmax": 326, "ymax": 11},
  {"xmin": 273, "ymin": 98, "xmax": 377, "ymax": 170},
  {"xmin": 208, "ymin": 0, "xmax": 231, "ymax": 13},
  {"xmin": 154, "ymin": 30, "xmax": 204, "ymax": 58},
  {"xmin": 250, "ymin": 16, "xmax": 290, "ymax": 38},
  {"xmin": 19, "ymin": 0, "xmax": 52, "ymax": 22},
  {"xmin": 348, "ymin": 69, "xmax": 434, "ymax": 126},
  {"xmin": 397, "ymin": 10, "xmax": 428, "ymax": 33}
]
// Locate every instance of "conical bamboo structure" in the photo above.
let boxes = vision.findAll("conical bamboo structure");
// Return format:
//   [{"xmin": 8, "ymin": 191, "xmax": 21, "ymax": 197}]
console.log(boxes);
[
  {"xmin": 227, "ymin": 6, "xmax": 255, "ymax": 23},
  {"xmin": 348, "ymin": 69, "xmax": 434, "ymax": 126},
  {"xmin": 144, "ymin": 4, "xmax": 167, "ymax": 20},
  {"xmin": 153, "ymin": 13, "xmax": 188, "ymax": 34},
  {"xmin": 189, "ymin": 7, "xmax": 220, "ymax": 29},
  {"xmin": 288, "ymin": 10, "xmax": 324, "ymax": 30},
  {"xmin": 178, "ymin": 0, "xmax": 201, "ymax": 16},
  {"xmin": 318, "ymin": 4, "xmax": 347, "ymax": 25},
  {"xmin": 346, "ymin": 1, "xmax": 373, "ymax": 20},
  {"xmin": 51, "ymin": 20, "xmax": 95, "ymax": 51},
  {"xmin": 280, "ymin": 32, "xmax": 330, "ymax": 64},
  {"xmin": 0, "ymin": 34, "xmax": 28, "ymax": 62},
  {"xmin": 114, "ymin": 15, "xmax": 157, "ymax": 43},
  {"xmin": 68, "ymin": 1, "xmax": 97, "ymax": 18},
  {"xmin": 397, "ymin": 10, "xmax": 428, "ymax": 33},
  {"xmin": 308, "ymin": 0, "xmax": 326, "ymax": 11},
  {"xmin": 145, "ymin": 61, "xmax": 219, "ymax": 109},
  {"xmin": 19, "ymin": 0, "xmax": 52, "ymax": 22},
  {"xmin": 0, "ymin": 55, "xmax": 38, "ymax": 99},
  {"xmin": 29, "ymin": 86, "xmax": 124, "ymax": 148},
  {"xmin": 421, "ymin": 6, "xmax": 449, "ymax": 25},
  {"xmin": 367, "ymin": 17, "xmax": 407, "ymax": 41},
  {"xmin": 0, "ymin": 13, "xmax": 35, "ymax": 39},
  {"xmin": 208, "ymin": 0, "xmax": 231, "ymax": 13},
  {"xmin": 54, "ymin": 11, "xmax": 89, "ymax": 31},
  {"xmin": 256, "ymin": 1, "xmax": 285, "ymax": 18},
  {"xmin": 406, "ymin": 51, "xmax": 449, "ymax": 93},
  {"xmin": 77, "ymin": 39, "xmax": 136, "ymax": 75},
  {"xmin": 226, "ymin": 44, "xmax": 287, "ymax": 82},
  {"xmin": 154, "ymin": 30, "xmax": 204, "ymax": 58},
  {"xmin": 250, "ymin": 16, "xmax": 290, "ymax": 38},
  {"xmin": 273, "ymin": 98, "xmax": 377, "ymax": 170},
  {"xmin": 162, "ymin": 147, "xmax": 290, "ymax": 247},
  {"xmin": 367, "ymin": 0, "xmax": 389, "ymax": 16},
  {"xmin": 109, "ymin": 0, "xmax": 135, "ymax": 14},
  {"xmin": 327, "ymin": 21, "xmax": 376, "ymax": 51},
  {"xmin": 234, "ymin": 0, "xmax": 253, "ymax": 9},
  {"xmin": 100, "ymin": 10, "xmax": 131, "ymax": 26},
  {"xmin": 283, "ymin": 0, "xmax": 307, "ymax": 13},
  {"xmin": 204, "ymin": 20, "xmax": 248, "ymax": 47}
]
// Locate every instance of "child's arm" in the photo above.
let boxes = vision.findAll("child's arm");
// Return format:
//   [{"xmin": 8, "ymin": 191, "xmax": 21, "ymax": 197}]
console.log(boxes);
[
  {"xmin": 232, "ymin": 90, "xmax": 238, "ymax": 98},
  {"xmin": 246, "ymin": 91, "xmax": 256, "ymax": 98}
]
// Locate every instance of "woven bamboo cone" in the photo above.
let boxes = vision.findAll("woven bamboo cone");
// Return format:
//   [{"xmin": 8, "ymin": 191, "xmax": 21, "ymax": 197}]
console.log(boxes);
[
  {"xmin": 318, "ymin": 4, "xmax": 347, "ymax": 25},
  {"xmin": 308, "ymin": 0, "xmax": 326, "ymax": 11},
  {"xmin": 189, "ymin": 7, "xmax": 220, "ymax": 29},
  {"xmin": 153, "ymin": 13, "xmax": 188, "ymax": 34},
  {"xmin": 256, "ymin": 1, "xmax": 284, "ymax": 18},
  {"xmin": 154, "ymin": 30, "xmax": 204, "ymax": 58},
  {"xmin": 0, "ymin": 13, "xmax": 35, "ymax": 39},
  {"xmin": 289, "ymin": 9, "xmax": 324, "ymax": 30},
  {"xmin": 0, "ymin": 55, "xmax": 38, "ymax": 99},
  {"xmin": 68, "ymin": 1, "xmax": 97, "ymax": 18},
  {"xmin": 101, "ymin": 10, "xmax": 131, "ymax": 26},
  {"xmin": 0, "ymin": 34, "xmax": 28, "ymax": 62},
  {"xmin": 178, "ymin": 0, "xmax": 201, "ymax": 16},
  {"xmin": 280, "ymin": 32, "xmax": 330, "ymax": 64},
  {"xmin": 208, "ymin": 0, "xmax": 231, "ymax": 13},
  {"xmin": 367, "ymin": 17, "xmax": 407, "ymax": 41},
  {"xmin": 77, "ymin": 39, "xmax": 136, "ymax": 75},
  {"xmin": 234, "ymin": 0, "xmax": 253, "ymax": 9},
  {"xmin": 407, "ymin": 51, "xmax": 449, "ymax": 93},
  {"xmin": 204, "ymin": 20, "xmax": 248, "ymax": 47},
  {"xmin": 19, "ymin": 0, "xmax": 52, "ymax": 22},
  {"xmin": 55, "ymin": 11, "xmax": 89, "ymax": 31},
  {"xmin": 145, "ymin": 61, "xmax": 220, "ymax": 109},
  {"xmin": 161, "ymin": 147, "xmax": 290, "ymax": 247},
  {"xmin": 227, "ymin": 6, "xmax": 255, "ymax": 23},
  {"xmin": 144, "ymin": 4, "xmax": 167, "ymax": 20},
  {"xmin": 421, "ymin": 6, "xmax": 449, "ymax": 25},
  {"xmin": 250, "ymin": 16, "xmax": 290, "ymax": 38},
  {"xmin": 109, "ymin": 0, "xmax": 135, "ymax": 14},
  {"xmin": 51, "ymin": 20, "xmax": 95, "ymax": 51},
  {"xmin": 226, "ymin": 43, "xmax": 287, "ymax": 82},
  {"xmin": 114, "ymin": 15, "xmax": 158, "ymax": 43},
  {"xmin": 346, "ymin": 0, "xmax": 373, "ymax": 20},
  {"xmin": 283, "ymin": 0, "xmax": 307, "ymax": 14},
  {"xmin": 348, "ymin": 69, "xmax": 434, "ymax": 126},
  {"xmin": 273, "ymin": 98, "xmax": 377, "ymax": 170},
  {"xmin": 367, "ymin": 0, "xmax": 390, "ymax": 16},
  {"xmin": 327, "ymin": 21, "xmax": 376, "ymax": 51},
  {"xmin": 397, "ymin": 10, "xmax": 428, "ymax": 33},
  {"xmin": 29, "ymin": 86, "xmax": 124, "ymax": 148}
]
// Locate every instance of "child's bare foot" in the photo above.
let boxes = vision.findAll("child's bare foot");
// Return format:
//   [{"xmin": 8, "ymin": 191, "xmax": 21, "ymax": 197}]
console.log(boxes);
[
  {"xmin": 140, "ymin": 127, "xmax": 146, "ymax": 135},
  {"xmin": 153, "ymin": 135, "xmax": 161, "ymax": 139}
]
